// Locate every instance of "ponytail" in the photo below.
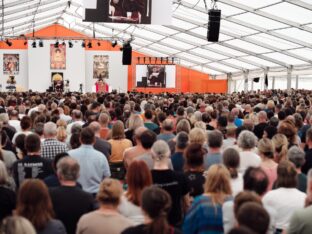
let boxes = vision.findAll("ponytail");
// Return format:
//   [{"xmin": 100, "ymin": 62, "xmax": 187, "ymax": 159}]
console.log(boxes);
[
  {"xmin": 146, "ymin": 212, "xmax": 170, "ymax": 234},
  {"xmin": 228, "ymin": 167, "xmax": 238, "ymax": 179}
]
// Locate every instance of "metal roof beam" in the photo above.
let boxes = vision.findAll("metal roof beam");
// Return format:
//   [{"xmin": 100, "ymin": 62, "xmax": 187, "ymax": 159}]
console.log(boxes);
[
  {"xmin": 219, "ymin": 0, "xmax": 312, "ymax": 34},
  {"xmin": 284, "ymin": 0, "xmax": 312, "ymax": 11}
]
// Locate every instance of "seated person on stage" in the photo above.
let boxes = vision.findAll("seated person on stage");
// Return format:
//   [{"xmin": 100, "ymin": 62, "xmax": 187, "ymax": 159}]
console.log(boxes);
[{"xmin": 148, "ymin": 66, "xmax": 165, "ymax": 87}]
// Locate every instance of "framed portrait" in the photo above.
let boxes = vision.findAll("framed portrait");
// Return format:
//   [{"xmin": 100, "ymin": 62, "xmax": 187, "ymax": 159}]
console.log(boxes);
[
  {"xmin": 50, "ymin": 44, "xmax": 66, "ymax": 69},
  {"xmin": 3, "ymin": 54, "xmax": 19, "ymax": 75},
  {"xmin": 93, "ymin": 55, "xmax": 109, "ymax": 79}
]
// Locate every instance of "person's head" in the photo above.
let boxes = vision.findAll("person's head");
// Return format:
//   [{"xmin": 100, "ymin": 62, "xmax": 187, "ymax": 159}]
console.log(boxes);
[
  {"xmin": 141, "ymin": 186, "xmax": 172, "ymax": 234},
  {"xmin": 140, "ymin": 130, "xmax": 157, "ymax": 150},
  {"xmin": 278, "ymin": 119, "xmax": 297, "ymax": 144},
  {"xmin": 111, "ymin": 120, "xmax": 125, "ymax": 140},
  {"xmin": 80, "ymin": 127, "xmax": 95, "ymax": 145},
  {"xmin": 98, "ymin": 113, "xmax": 110, "ymax": 127},
  {"xmin": 204, "ymin": 164, "xmax": 232, "ymax": 204},
  {"xmin": 176, "ymin": 119, "xmax": 191, "ymax": 134},
  {"xmin": 176, "ymin": 131, "xmax": 189, "ymax": 150},
  {"xmin": 20, "ymin": 116, "xmax": 31, "ymax": 131},
  {"xmin": 263, "ymin": 125, "xmax": 277, "ymax": 139},
  {"xmin": 162, "ymin": 119, "xmax": 174, "ymax": 132},
  {"xmin": 257, "ymin": 138, "xmax": 274, "ymax": 159},
  {"xmin": 34, "ymin": 122, "xmax": 44, "ymax": 137},
  {"xmin": 0, "ymin": 216, "xmax": 36, "ymax": 234},
  {"xmin": 56, "ymin": 127, "xmax": 67, "ymax": 142},
  {"xmin": 257, "ymin": 111, "xmax": 267, "ymax": 123},
  {"xmin": 43, "ymin": 122, "xmax": 57, "ymax": 138},
  {"xmin": 151, "ymin": 140, "xmax": 170, "ymax": 164},
  {"xmin": 88, "ymin": 121, "xmax": 101, "ymax": 135},
  {"xmin": 15, "ymin": 133, "xmax": 27, "ymax": 157},
  {"xmin": 272, "ymin": 133, "xmax": 288, "ymax": 163},
  {"xmin": 306, "ymin": 128, "xmax": 312, "ymax": 145},
  {"xmin": 236, "ymin": 202, "xmax": 270, "ymax": 234},
  {"xmin": 184, "ymin": 143, "xmax": 205, "ymax": 171},
  {"xmin": 133, "ymin": 126, "xmax": 147, "ymax": 145},
  {"xmin": 16, "ymin": 179, "xmax": 54, "ymax": 231},
  {"xmin": 96, "ymin": 178, "xmax": 123, "ymax": 208},
  {"xmin": 207, "ymin": 130, "xmax": 223, "ymax": 149},
  {"xmin": 243, "ymin": 167, "xmax": 269, "ymax": 196},
  {"xmin": 126, "ymin": 160, "xmax": 152, "ymax": 206},
  {"xmin": 144, "ymin": 109, "xmax": 153, "ymax": 120},
  {"xmin": 52, "ymin": 152, "xmax": 69, "ymax": 171},
  {"xmin": 189, "ymin": 127, "xmax": 206, "ymax": 145},
  {"xmin": 0, "ymin": 160, "xmax": 9, "ymax": 186},
  {"xmin": 234, "ymin": 191, "xmax": 262, "ymax": 217},
  {"xmin": 56, "ymin": 156, "xmax": 80, "ymax": 182},
  {"xmin": 128, "ymin": 114, "xmax": 144, "ymax": 131},
  {"xmin": 223, "ymin": 148, "xmax": 240, "ymax": 179},
  {"xmin": 70, "ymin": 133, "xmax": 81, "ymax": 149},
  {"xmin": 275, "ymin": 160, "xmax": 297, "ymax": 188},
  {"xmin": 71, "ymin": 110, "xmax": 82, "ymax": 120},
  {"xmin": 228, "ymin": 226, "xmax": 257, "ymax": 234},
  {"xmin": 288, "ymin": 146, "xmax": 306, "ymax": 169},
  {"xmin": 25, "ymin": 134, "xmax": 41, "ymax": 154},
  {"xmin": 237, "ymin": 130, "xmax": 257, "ymax": 150}
]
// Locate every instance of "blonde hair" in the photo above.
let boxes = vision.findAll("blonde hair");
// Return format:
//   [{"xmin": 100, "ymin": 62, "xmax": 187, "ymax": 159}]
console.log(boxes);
[
  {"xmin": 272, "ymin": 134, "xmax": 288, "ymax": 163},
  {"xmin": 56, "ymin": 119, "xmax": 67, "ymax": 128},
  {"xmin": 257, "ymin": 138, "xmax": 274, "ymax": 159},
  {"xmin": 56, "ymin": 127, "xmax": 67, "ymax": 142},
  {"xmin": 204, "ymin": 164, "xmax": 232, "ymax": 204},
  {"xmin": 189, "ymin": 128, "xmax": 206, "ymax": 146},
  {"xmin": 194, "ymin": 121, "xmax": 207, "ymax": 131},
  {"xmin": 1, "ymin": 216, "xmax": 36, "ymax": 234},
  {"xmin": 128, "ymin": 114, "xmax": 143, "ymax": 130},
  {"xmin": 96, "ymin": 178, "xmax": 123, "ymax": 207}
]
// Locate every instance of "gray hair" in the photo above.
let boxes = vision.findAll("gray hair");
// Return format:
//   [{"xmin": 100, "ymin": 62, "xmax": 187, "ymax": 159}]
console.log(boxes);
[
  {"xmin": 0, "ymin": 160, "xmax": 9, "ymax": 185},
  {"xmin": 288, "ymin": 146, "xmax": 305, "ymax": 168},
  {"xmin": 151, "ymin": 140, "xmax": 170, "ymax": 161},
  {"xmin": 237, "ymin": 130, "xmax": 258, "ymax": 150},
  {"xmin": 1, "ymin": 216, "xmax": 36, "ymax": 234},
  {"xmin": 194, "ymin": 111, "xmax": 202, "ymax": 122},
  {"xmin": 57, "ymin": 157, "xmax": 80, "ymax": 181},
  {"xmin": 89, "ymin": 121, "xmax": 101, "ymax": 133},
  {"xmin": 0, "ymin": 113, "xmax": 9, "ymax": 123},
  {"xmin": 44, "ymin": 122, "xmax": 57, "ymax": 136},
  {"xmin": 208, "ymin": 130, "xmax": 223, "ymax": 148},
  {"xmin": 71, "ymin": 123, "xmax": 82, "ymax": 135}
]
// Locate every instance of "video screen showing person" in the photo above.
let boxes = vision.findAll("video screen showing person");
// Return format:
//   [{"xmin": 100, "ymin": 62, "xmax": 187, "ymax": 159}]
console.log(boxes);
[{"xmin": 136, "ymin": 65, "xmax": 176, "ymax": 88}]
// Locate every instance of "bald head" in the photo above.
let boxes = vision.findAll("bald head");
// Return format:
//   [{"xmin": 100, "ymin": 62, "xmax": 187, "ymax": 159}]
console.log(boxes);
[
  {"xmin": 134, "ymin": 126, "xmax": 147, "ymax": 144},
  {"xmin": 89, "ymin": 121, "xmax": 101, "ymax": 134},
  {"xmin": 57, "ymin": 156, "xmax": 80, "ymax": 182}
]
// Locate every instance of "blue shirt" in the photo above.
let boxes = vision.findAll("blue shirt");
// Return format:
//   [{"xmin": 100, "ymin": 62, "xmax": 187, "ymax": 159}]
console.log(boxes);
[
  {"xmin": 234, "ymin": 117, "xmax": 243, "ymax": 127},
  {"xmin": 171, "ymin": 152, "xmax": 184, "ymax": 172},
  {"xmin": 157, "ymin": 133, "xmax": 175, "ymax": 143},
  {"xmin": 68, "ymin": 144, "xmax": 110, "ymax": 194},
  {"xmin": 204, "ymin": 152, "xmax": 222, "ymax": 170}
]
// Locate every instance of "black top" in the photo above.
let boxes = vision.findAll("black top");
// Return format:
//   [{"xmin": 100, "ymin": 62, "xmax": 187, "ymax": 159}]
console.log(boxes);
[
  {"xmin": 302, "ymin": 148, "xmax": 312, "ymax": 174},
  {"xmin": 184, "ymin": 171, "xmax": 205, "ymax": 197},
  {"xmin": 94, "ymin": 137, "xmax": 111, "ymax": 160},
  {"xmin": 0, "ymin": 186, "xmax": 16, "ymax": 222},
  {"xmin": 125, "ymin": 129, "xmax": 135, "ymax": 145},
  {"xmin": 253, "ymin": 122, "xmax": 268, "ymax": 139},
  {"xmin": 12, "ymin": 155, "xmax": 53, "ymax": 188},
  {"xmin": 122, "ymin": 224, "xmax": 182, "ymax": 234},
  {"xmin": 49, "ymin": 186, "xmax": 94, "ymax": 234},
  {"xmin": 151, "ymin": 169, "xmax": 189, "ymax": 226}
]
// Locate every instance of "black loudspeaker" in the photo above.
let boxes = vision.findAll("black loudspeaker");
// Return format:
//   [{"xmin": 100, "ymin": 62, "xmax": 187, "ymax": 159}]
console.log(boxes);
[
  {"xmin": 122, "ymin": 44, "xmax": 132, "ymax": 65},
  {"xmin": 207, "ymin": 9, "xmax": 221, "ymax": 42}
]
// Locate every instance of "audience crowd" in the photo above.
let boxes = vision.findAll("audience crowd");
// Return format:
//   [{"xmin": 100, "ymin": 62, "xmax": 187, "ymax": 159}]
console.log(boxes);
[{"xmin": 1, "ymin": 89, "xmax": 312, "ymax": 234}]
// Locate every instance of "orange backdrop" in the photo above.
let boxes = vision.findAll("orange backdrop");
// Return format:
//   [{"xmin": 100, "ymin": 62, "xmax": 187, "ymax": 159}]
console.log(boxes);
[{"xmin": 1, "ymin": 24, "xmax": 228, "ymax": 93}]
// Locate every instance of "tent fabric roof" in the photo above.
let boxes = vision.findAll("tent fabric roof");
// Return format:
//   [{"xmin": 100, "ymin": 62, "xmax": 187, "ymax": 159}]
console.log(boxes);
[{"xmin": 2, "ymin": 0, "xmax": 312, "ymax": 77}]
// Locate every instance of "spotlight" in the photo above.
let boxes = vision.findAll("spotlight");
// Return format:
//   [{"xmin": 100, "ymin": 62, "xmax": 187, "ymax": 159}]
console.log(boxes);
[
  {"xmin": 97, "ymin": 41, "xmax": 101, "ymax": 46},
  {"xmin": 81, "ymin": 41, "xmax": 85, "ymax": 48},
  {"xmin": 62, "ymin": 41, "xmax": 66, "ymax": 46},
  {"xmin": 111, "ymin": 40, "xmax": 117, "ymax": 48},
  {"xmin": 39, "ymin": 40, "xmax": 44, "ymax": 47},
  {"xmin": 5, "ymin": 39, "xmax": 12, "ymax": 47},
  {"xmin": 87, "ymin": 41, "xmax": 92, "ymax": 48},
  {"xmin": 68, "ymin": 41, "xmax": 73, "ymax": 48},
  {"xmin": 32, "ymin": 41, "xmax": 37, "ymax": 48},
  {"xmin": 24, "ymin": 41, "xmax": 27, "ymax": 46},
  {"xmin": 54, "ymin": 41, "xmax": 59, "ymax": 48}
]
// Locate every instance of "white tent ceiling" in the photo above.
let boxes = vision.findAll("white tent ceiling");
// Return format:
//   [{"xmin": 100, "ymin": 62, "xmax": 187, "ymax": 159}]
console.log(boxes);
[{"xmin": 2, "ymin": 0, "xmax": 312, "ymax": 78}]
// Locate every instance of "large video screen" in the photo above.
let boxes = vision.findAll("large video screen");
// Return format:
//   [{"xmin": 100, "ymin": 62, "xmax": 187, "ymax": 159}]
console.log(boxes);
[
  {"xmin": 83, "ymin": 0, "xmax": 172, "ymax": 25},
  {"xmin": 136, "ymin": 65, "xmax": 176, "ymax": 88}
]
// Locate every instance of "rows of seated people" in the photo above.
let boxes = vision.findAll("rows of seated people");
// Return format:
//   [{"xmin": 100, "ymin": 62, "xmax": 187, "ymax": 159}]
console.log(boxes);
[{"xmin": 1, "ymin": 89, "xmax": 312, "ymax": 234}]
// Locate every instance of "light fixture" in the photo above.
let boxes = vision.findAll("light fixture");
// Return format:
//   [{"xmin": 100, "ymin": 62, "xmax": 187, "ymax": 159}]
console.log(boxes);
[
  {"xmin": 111, "ymin": 40, "xmax": 117, "ymax": 48},
  {"xmin": 81, "ymin": 41, "xmax": 85, "ymax": 48},
  {"xmin": 62, "ymin": 41, "xmax": 66, "ymax": 46},
  {"xmin": 97, "ymin": 41, "xmax": 101, "ymax": 46},
  {"xmin": 24, "ymin": 40, "xmax": 27, "ymax": 46},
  {"xmin": 39, "ymin": 40, "xmax": 44, "ymax": 47},
  {"xmin": 5, "ymin": 39, "xmax": 12, "ymax": 47},
  {"xmin": 54, "ymin": 41, "xmax": 59, "ymax": 48},
  {"xmin": 87, "ymin": 41, "xmax": 92, "ymax": 48},
  {"xmin": 32, "ymin": 41, "xmax": 36, "ymax": 48},
  {"xmin": 68, "ymin": 41, "xmax": 73, "ymax": 48}
]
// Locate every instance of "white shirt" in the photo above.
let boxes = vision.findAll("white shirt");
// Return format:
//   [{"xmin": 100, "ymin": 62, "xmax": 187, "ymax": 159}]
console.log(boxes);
[
  {"xmin": 12, "ymin": 130, "xmax": 32, "ymax": 144},
  {"xmin": 8, "ymin": 119, "xmax": 21, "ymax": 132},
  {"xmin": 239, "ymin": 151, "xmax": 261, "ymax": 174},
  {"xmin": 230, "ymin": 172, "xmax": 243, "ymax": 197},
  {"xmin": 118, "ymin": 195, "xmax": 144, "ymax": 225},
  {"xmin": 262, "ymin": 188, "xmax": 306, "ymax": 230},
  {"xmin": 66, "ymin": 120, "xmax": 85, "ymax": 134}
]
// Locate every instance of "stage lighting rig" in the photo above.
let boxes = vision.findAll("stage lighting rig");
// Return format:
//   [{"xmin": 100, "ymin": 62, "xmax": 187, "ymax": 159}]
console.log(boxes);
[{"xmin": 39, "ymin": 40, "xmax": 44, "ymax": 47}]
